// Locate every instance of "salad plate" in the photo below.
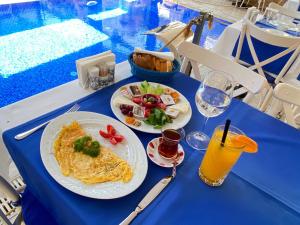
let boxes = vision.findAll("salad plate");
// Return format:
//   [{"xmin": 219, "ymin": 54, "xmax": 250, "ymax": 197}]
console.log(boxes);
[{"xmin": 110, "ymin": 81, "xmax": 192, "ymax": 134}]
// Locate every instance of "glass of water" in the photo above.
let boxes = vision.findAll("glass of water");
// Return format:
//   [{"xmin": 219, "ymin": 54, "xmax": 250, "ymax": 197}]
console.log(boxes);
[{"xmin": 186, "ymin": 71, "xmax": 234, "ymax": 151}]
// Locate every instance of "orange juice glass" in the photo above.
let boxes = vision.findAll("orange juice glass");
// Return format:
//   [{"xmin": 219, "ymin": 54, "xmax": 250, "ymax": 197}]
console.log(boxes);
[{"xmin": 199, "ymin": 125, "xmax": 245, "ymax": 186}]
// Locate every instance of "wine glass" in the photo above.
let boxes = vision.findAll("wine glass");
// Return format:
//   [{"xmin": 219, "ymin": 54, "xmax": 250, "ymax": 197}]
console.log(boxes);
[
  {"xmin": 264, "ymin": 7, "xmax": 279, "ymax": 26},
  {"xmin": 186, "ymin": 71, "xmax": 234, "ymax": 151}
]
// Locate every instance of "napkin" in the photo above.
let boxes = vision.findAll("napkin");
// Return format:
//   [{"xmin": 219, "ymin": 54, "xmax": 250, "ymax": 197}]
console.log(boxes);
[
  {"xmin": 134, "ymin": 48, "xmax": 174, "ymax": 61},
  {"xmin": 76, "ymin": 50, "xmax": 115, "ymax": 89}
]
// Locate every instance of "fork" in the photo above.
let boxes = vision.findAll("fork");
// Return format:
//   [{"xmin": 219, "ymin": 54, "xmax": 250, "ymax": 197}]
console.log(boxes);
[{"xmin": 14, "ymin": 103, "xmax": 80, "ymax": 140}]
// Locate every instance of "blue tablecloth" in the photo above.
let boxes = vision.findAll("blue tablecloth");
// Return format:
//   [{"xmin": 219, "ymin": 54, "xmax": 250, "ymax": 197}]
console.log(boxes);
[
  {"xmin": 21, "ymin": 188, "xmax": 59, "ymax": 225},
  {"xmin": 256, "ymin": 20, "xmax": 299, "ymax": 37},
  {"xmin": 3, "ymin": 73, "xmax": 300, "ymax": 225}
]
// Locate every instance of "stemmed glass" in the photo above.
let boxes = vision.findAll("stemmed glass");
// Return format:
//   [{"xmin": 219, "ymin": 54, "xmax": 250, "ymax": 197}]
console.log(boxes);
[
  {"xmin": 264, "ymin": 8, "xmax": 279, "ymax": 25},
  {"xmin": 186, "ymin": 71, "xmax": 234, "ymax": 151}
]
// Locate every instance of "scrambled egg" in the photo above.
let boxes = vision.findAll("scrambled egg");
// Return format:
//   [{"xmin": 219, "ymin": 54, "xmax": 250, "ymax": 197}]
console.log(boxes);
[{"xmin": 54, "ymin": 121, "xmax": 133, "ymax": 184}]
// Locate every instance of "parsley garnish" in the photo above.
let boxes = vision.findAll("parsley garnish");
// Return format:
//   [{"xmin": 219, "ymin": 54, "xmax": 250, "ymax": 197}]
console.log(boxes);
[{"xmin": 73, "ymin": 136, "xmax": 100, "ymax": 157}]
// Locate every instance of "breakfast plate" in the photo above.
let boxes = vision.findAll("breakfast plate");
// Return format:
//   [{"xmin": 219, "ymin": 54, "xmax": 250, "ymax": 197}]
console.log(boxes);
[
  {"xmin": 110, "ymin": 81, "xmax": 192, "ymax": 134},
  {"xmin": 40, "ymin": 111, "xmax": 148, "ymax": 199}
]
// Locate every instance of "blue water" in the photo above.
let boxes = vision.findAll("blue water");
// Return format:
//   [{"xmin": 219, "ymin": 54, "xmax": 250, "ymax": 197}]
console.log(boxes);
[{"xmin": 0, "ymin": 0, "xmax": 228, "ymax": 107}]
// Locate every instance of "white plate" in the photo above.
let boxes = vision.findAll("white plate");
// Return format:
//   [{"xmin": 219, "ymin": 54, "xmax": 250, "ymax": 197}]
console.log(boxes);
[
  {"xmin": 262, "ymin": 28, "xmax": 291, "ymax": 37},
  {"xmin": 110, "ymin": 82, "xmax": 192, "ymax": 134},
  {"xmin": 40, "ymin": 111, "xmax": 148, "ymax": 199}
]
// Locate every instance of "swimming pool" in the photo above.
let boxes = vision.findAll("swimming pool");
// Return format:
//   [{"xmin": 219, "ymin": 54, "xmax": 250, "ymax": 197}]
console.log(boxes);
[{"xmin": 0, "ymin": 0, "xmax": 228, "ymax": 107}]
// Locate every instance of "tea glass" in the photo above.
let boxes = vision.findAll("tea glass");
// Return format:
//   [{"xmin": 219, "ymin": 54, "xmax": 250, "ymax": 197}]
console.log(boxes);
[{"xmin": 158, "ymin": 129, "xmax": 181, "ymax": 160}]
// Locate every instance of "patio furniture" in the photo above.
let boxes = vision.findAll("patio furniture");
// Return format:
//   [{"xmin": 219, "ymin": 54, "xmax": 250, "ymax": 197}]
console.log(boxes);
[
  {"xmin": 0, "ymin": 176, "xmax": 57, "ymax": 225},
  {"xmin": 272, "ymin": 83, "xmax": 300, "ymax": 128},
  {"xmin": 269, "ymin": 2, "xmax": 300, "ymax": 19},
  {"xmin": 2, "ymin": 71, "xmax": 300, "ymax": 225},
  {"xmin": 178, "ymin": 41, "xmax": 268, "ymax": 106},
  {"xmin": 213, "ymin": 19, "xmax": 300, "ymax": 111}
]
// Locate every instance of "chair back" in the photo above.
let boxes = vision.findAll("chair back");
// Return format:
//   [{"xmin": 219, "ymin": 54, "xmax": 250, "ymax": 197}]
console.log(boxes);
[
  {"xmin": 244, "ymin": 7, "xmax": 260, "ymax": 23},
  {"xmin": 234, "ymin": 21, "xmax": 300, "ymax": 84},
  {"xmin": 273, "ymin": 83, "xmax": 300, "ymax": 128},
  {"xmin": 178, "ymin": 41, "xmax": 267, "ymax": 96},
  {"xmin": 269, "ymin": 2, "xmax": 300, "ymax": 19}
]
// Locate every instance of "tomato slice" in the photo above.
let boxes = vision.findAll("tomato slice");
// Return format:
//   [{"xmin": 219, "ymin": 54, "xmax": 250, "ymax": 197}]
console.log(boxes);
[
  {"xmin": 99, "ymin": 130, "xmax": 111, "ymax": 139},
  {"xmin": 107, "ymin": 125, "xmax": 116, "ymax": 136},
  {"xmin": 114, "ymin": 135, "xmax": 124, "ymax": 143},
  {"xmin": 157, "ymin": 103, "xmax": 167, "ymax": 110},
  {"xmin": 109, "ymin": 137, "xmax": 118, "ymax": 145},
  {"xmin": 144, "ymin": 108, "xmax": 151, "ymax": 118},
  {"xmin": 132, "ymin": 97, "xmax": 142, "ymax": 104}
]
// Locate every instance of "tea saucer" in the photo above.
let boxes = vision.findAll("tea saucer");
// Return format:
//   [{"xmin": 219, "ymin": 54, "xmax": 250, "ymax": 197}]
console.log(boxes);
[{"xmin": 146, "ymin": 138, "xmax": 185, "ymax": 168}]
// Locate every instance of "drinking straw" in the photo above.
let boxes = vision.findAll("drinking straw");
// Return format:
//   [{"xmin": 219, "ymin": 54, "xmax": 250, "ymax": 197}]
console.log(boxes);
[{"xmin": 221, "ymin": 119, "xmax": 231, "ymax": 147}]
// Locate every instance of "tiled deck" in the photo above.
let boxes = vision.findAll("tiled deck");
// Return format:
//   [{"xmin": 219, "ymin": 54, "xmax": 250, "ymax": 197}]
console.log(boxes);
[{"xmin": 177, "ymin": 0, "xmax": 246, "ymax": 22}]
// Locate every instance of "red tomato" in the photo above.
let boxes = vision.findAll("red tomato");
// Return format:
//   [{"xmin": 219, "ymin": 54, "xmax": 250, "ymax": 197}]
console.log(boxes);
[
  {"xmin": 114, "ymin": 135, "xmax": 124, "ymax": 143},
  {"xmin": 107, "ymin": 125, "xmax": 116, "ymax": 136},
  {"xmin": 99, "ymin": 130, "xmax": 111, "ymax": 138},
  {"xmin": 157, "ymin": 103, "xmax": 167, "ymax": 110},
  {"xmin": 144, "ymin": 108, "xmax": 151, "ymax": 118},
  {"xmin": 132, "ymin": 97, "xmax": 142, "ymax": 104},
  {"xmin": 109, "ymin": 137, "xmax": 118, "ymax": 145}
]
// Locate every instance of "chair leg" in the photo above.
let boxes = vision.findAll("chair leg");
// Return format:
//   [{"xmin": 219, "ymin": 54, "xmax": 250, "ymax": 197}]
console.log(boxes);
[
  {"xmin": 235, "ymin": 0, "xmax": 239, "ymax": 7},
  {"xmin": 257, "ymin": 0, "xmax": 262, "ymax": 10},
  {"xmin": 260, "ymin": 87, "xmax": 273, "ymax": 111},
  {"xmin": 239, "ymin": 0, "xmax": 246, "ymax": 7}
]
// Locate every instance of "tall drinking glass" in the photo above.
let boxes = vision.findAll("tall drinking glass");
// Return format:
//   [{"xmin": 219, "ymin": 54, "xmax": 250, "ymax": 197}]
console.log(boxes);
[{"xmin": 186, "ymin": 71, "xmax": 234, "ymax": 151}]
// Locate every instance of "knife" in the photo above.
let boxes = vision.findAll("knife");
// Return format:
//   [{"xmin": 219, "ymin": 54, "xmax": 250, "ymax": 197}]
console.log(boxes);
[{"xmin": 119, "ymin": 176, "xmax": 173, "ymax": 225}]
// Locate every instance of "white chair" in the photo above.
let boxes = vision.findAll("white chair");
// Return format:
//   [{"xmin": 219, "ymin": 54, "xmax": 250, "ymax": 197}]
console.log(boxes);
[
  {"xmin": 234, "ymin": 21, "xmax": 300, "ymax": 110},
  {"xmin": 269, "ymin": 2, "xmax": 300, "ymax": 20},
  {"xmin": 0, "ymin": 176, "xmax": 23, "ymax": 225},
  {"xmin": 178, "ymin": 41, "xmax": 268, "ymax": 106},
  {"xmin": 0, "ymin": 175, "xmax": 56, "ymax": 225},
  {"xmin": 271, "ymin": 83, "xmax": 300, "ymax": 128},
  {"xmin": 234, "ymin": 0, "xmax": 265, "ymax": 10},
  {"xmin": 243, "ymin": 7, "xmax": 261, "ymax": 23},
  {"xmin": 235, "ymin": 21, "xmax": 300, "ymax": 81}
]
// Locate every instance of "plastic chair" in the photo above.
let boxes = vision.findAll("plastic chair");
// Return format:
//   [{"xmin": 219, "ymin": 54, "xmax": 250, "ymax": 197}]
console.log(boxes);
[
  {"xmin": 0, "ymin": 176, "xmax": 58, "ymax": 225},
  {"xmin": 234, "ymin": 20, "xmax": 300, "ymax": 110},
  {"xmin": 178, "ymin": 41, "xmax": 268, "ymax": 107},
  {"xmin": 268, "ymin": 2, "xmax": 300, "ymax": 20},
  {"xmin": 235, "ymin": 21, "xmax": 300, "ymax": 81},
  {"xmin": 244, "ymin": 7, "xmax": 260, "ymax": 22},
  {"xmin": 234, "ymin": 0, "xmax": 265, "ymax": 10},
  {"xmin": 271, "ymin": 83, "xmax": 300, "ymax": 128}
]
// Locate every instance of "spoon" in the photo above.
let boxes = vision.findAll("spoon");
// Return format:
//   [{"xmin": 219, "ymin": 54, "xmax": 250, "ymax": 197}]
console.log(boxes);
[{"xmin": 171, "ymin": 152, "xmax": 180, "ymax": 178}]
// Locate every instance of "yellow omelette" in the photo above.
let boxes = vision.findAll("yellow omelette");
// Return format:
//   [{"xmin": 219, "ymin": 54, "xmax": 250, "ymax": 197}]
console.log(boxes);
[{"xmin": 54, "ymin": 121, "xmax": 133, "ymax": 184}]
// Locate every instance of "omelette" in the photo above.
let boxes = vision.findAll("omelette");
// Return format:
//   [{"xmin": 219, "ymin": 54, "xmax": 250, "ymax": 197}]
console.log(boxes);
[{"xmin": 54, "ymin": 121, "xmax": 133, "ymax": 184}]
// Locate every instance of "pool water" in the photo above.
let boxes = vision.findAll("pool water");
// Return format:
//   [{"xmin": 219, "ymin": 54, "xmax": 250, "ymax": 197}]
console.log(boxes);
[{"xmin": 0, "ymin": 0, "xmax": 228, "ymax": 107}]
